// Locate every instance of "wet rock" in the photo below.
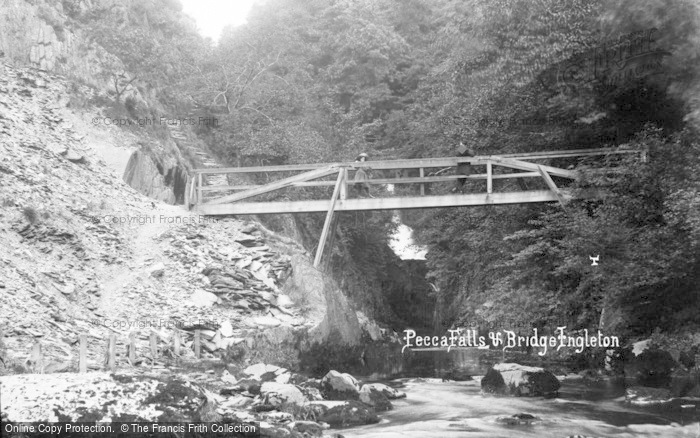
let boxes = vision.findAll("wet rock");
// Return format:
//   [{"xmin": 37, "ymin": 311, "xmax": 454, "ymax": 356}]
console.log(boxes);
[
  {"xmin": 687, "ymin": 384, "xmax": 700, "ymax": 398},
  {"xmin": 495, "ymin": 413, "xmax": 539, "ymax": 425},
  {"xmin": 360, "ymin": 383, "xmax": 406, "ymax": 399},
  {"xmin": 318, "ymin": 400, "xmax": 379, "ymax": 427},
  {"xmin": 259, "ymin": 382, "xmax": 306, "ymax": 407},
  {"xmin": 358, "ymin": 385, "xmax": 392, "ymax": 411},
  {"xmin": 481, "ymin": 368, "xmax": 506, "ymax": 394},
  {"xmin": 625, "ymin": 349, "xmax": 677, "ymax": 387},
  {"xmin": 439, "ymin": 369, "xmax": 472, "ymax": 382},
  {"xmin": 482, "ymin": 363, "xmax": 560, "ymax": 397},
  {"xmin": 321, "ymin": 370, "xmax": 360, "ymax": 400},
  {"xmin": 259, "ymin": 423, "xmax": 302, "ymax": 437},
  {"xmin": 670, "ymin": 369, "xmax": 695, "ymax": 397},
  {"xmin": 625, "ymin": 386, "xmax": 672, "ymax": 406},
  {"xmin": 292, "ymin": 420, "xmax": 323, "ymax": 437}
]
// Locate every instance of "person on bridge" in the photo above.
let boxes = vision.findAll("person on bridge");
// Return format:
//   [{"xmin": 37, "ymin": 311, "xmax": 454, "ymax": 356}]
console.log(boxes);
[
  {"xmin": 453, "ymin": 142, "xmax": 475, "ymax": 193},
  {"xmin": 353, "ymin": 153, "xmax": 374, "ymax": 198}
]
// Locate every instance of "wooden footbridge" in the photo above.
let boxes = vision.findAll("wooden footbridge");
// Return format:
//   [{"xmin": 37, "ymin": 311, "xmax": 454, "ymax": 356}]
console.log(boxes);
[{"xmin": 186, "ymin": 147, "xmax": 643, "ymax": 267}]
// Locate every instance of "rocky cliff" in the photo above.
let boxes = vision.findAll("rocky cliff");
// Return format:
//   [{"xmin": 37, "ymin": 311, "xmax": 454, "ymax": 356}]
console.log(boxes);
[
  {"xmin": 0, "ymin": 62, "xmax": 396, "ymax": 379},
  {"xmin": 0, "ymin": 0, "xmax": 202, "ymax": 204}
]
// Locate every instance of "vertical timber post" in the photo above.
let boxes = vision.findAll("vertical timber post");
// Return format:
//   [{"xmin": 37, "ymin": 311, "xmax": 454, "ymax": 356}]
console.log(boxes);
[
  {"xmin": 79, "ymin": 334, "xmax": 87, "ymax": 373},
  {"xmin": 197, "ymin": 173, "xmax": 203, "ymax": 205},
  {"xmin": 30, "ymin": 343, "xmax": 44, "ymax": 374},
  {"xmin": 173, "ymin": 330, "xmax": 181, "ymax": 357},
  {"xmin": 128, "ymin": 332, "xmax": 136, "ymax": 366},
  {"xmin": 339, "ymin": 167, "xmax": 348, "ymax": 200},
  {"xmin": 150, "ymin": 332, "xmax": 158, "ymax": 366},
  {"xmin": 105, "ymin": 333, "xmax": 116, "ymax": 371},
  {"xmin": 486, "ymin": 161, "xmax": 493, "ymax": 194},
  {"xmin": 194, "ymin": 330, "xmax": 201, "ymax": 359},
  {"xmin": 419, "ymin": 168, "xmax": 425, "ymax": 196}
]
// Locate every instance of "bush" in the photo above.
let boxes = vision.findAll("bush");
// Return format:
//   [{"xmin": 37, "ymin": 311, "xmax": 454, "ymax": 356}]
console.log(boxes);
[{"xmin": 124, "ymin": 96, "xmax": 138, "ymax": 118}]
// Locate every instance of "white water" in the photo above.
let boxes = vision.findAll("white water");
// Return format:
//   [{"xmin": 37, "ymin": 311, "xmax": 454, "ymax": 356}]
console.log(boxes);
[
  {"xmin": 341, "ymin": 378, "xmax": 700, "ymax": 438},
  {"xmin": 388, "ymin": 214, "xmax": 427, "ymax": 260}
]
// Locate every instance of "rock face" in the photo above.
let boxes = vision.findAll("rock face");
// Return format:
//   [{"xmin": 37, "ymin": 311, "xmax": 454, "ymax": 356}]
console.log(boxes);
[
  {"xmin": 481, "ymin": 363, "xmax": 560, "ymax": 397},
  {"xmin": 123, "ymin": 150, "xmax": 188, "ymax": 205},
  {"xmin": 321, "ymin": 370, "xmax": 360, "ymax": 400}
]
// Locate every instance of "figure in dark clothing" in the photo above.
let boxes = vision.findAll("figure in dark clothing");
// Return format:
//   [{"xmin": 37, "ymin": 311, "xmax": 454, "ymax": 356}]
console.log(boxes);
[
  {"xmin": 353, "ymin": 153, "xmax": 373, "ymax": 198},
  {"xmin": 453, "ymin": 142, "xmax": 475, "ymax": 193}
]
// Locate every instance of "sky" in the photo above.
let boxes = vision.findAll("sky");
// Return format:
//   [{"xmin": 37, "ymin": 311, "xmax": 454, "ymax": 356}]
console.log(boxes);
[{"xmin": 180, "ymin": 0, "xmax": 258, "ymax": 41}]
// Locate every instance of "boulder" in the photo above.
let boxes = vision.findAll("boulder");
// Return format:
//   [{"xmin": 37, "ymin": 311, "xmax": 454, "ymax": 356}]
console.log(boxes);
[
  {"xmin": 243, "ymin": 363, "xmax": 291, "ymax": 383},
  {"xmin": 687, "ymin": 385, "xmax": 700, "ymax": 398},
  {"xmin": 63, "ymin": 149, "xmax": 85, "ymax": 164},
  {"xmin": 359, "ymin": 385, "xmax": 392, "ymax": 411},
  {"xmin": 235, "ymin": 378, "xmax": 262, "ymax": 394},
  {"xmin": 318, "ymin": 400, "xmax": 379, "ymax": 427},
  {"xmin": 219, "ymin": 320, "xmax": 234, "ymax": 338},
  {"xmin": 625, "ymin": 386, "xmax": 672, "ymax": 406},
  {"xmin": 292, "ymin": 421, "xmax": 324, "ymax": 437},
  {"xmin": 300, "ymin": 386, "xmax": 324, "ymax": 401},
  {"xmin": 360, "ymin": 383, "xmax": 406, "ymax": 399},
  {"xmin": 482, "ymin": 363, "xmax": 560, "ymax": 397},
  {"xmin": 481, "ymin": 368, "xmax": 506, "ymax": 395},
  {"xmin": 189, "ymin": 289, "xmax": 218, "ymax": 307},
  {"xmin": 439, "ymin": 369, "xmax": 473, "ymax": 382},
  {"xmin": 321, "ymin": 370, "xmax": 360, "ymax": 400},
  {"xmin": 259, "ymin": 382, "xmax": 306, "ymax": 407},
  {"xmin": 670, "ymin": 369, "xmax": 695, "ymax": 397},
  {"xmin": 495, "ymin": 413, "xmax": 539, "ymax": 425},
  {"xmin": 625, "ymin": 349, "xmax": 677, "ymax": 387}
]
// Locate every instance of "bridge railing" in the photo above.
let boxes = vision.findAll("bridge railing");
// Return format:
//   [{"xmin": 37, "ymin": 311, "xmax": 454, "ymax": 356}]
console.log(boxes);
[{"xmin": 186, "ymin": 147, "xmax": 642, "ymax": 207}]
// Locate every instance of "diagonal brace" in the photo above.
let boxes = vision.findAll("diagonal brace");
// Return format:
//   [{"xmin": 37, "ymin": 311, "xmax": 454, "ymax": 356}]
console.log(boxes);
[
  {"xmin": 538, "ymin": 165, "xmax": 568, "ymax": 208},
  {"xmin": 205, "ymin": 165, "xmax": 338, "ymax": 205},
  {"xmin": 314, "ymin": 169, "xmax": 344, "ymax": 268}
]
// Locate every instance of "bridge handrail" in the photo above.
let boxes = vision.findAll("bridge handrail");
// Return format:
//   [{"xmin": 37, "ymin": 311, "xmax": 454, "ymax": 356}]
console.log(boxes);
[{"xmin": 193, "ymin": 147, "xmax": 642, "ymax": 175}]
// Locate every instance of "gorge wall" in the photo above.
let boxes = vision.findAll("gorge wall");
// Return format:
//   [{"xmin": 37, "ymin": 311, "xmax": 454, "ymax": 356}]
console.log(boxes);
[{"xmin": 0, "ymin": 0, "xmax": 198, "ymax": 204}]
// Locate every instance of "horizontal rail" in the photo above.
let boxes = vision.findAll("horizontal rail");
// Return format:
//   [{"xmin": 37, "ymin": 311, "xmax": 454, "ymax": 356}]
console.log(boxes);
[
  {"xmin": 198, "ymin": 172, "xmax": 543, "ymax": 193},
  {"xmin": 194, "ymin": 148, "xmax": 641, "ymax": 175},
  {"xmin": 194, "ymin": 190, "xmax": 590, "ymax": 215}
]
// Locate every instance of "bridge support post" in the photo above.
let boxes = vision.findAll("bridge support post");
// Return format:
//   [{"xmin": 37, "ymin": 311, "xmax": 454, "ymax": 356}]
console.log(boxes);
[
  {"xmin": 419, "ymin": 168, "xmax": 425, "ymax": 195},
  {"xmin": 314, "ymin": 170, "xmax": 344, "ymax": 268},
  {"xmin": 486, "ymin": 161, "xmax": 493, "ymax": 194},
  {"xmin": 197, "ymin": 173, "xmax": 203, "ymax": 205},
  {"xmin": 340, "ymin": 167, "xmax": 348, "ymax": 200}
]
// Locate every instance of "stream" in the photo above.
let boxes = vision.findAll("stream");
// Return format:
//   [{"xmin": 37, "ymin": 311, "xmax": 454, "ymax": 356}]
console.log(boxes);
[{"xmin": 340, "ymin": 377, "xmax": 700, "ymax": 437}]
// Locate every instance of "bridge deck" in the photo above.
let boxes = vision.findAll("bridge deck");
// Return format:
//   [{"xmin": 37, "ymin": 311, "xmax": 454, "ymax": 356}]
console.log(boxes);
[
  {"xmin": 186, "ymin": 147, "xmax": 643, "ymax": 267},
  {"xmin": 194, "ymin": 190, "xmax": 570, "ymax": 215}
]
